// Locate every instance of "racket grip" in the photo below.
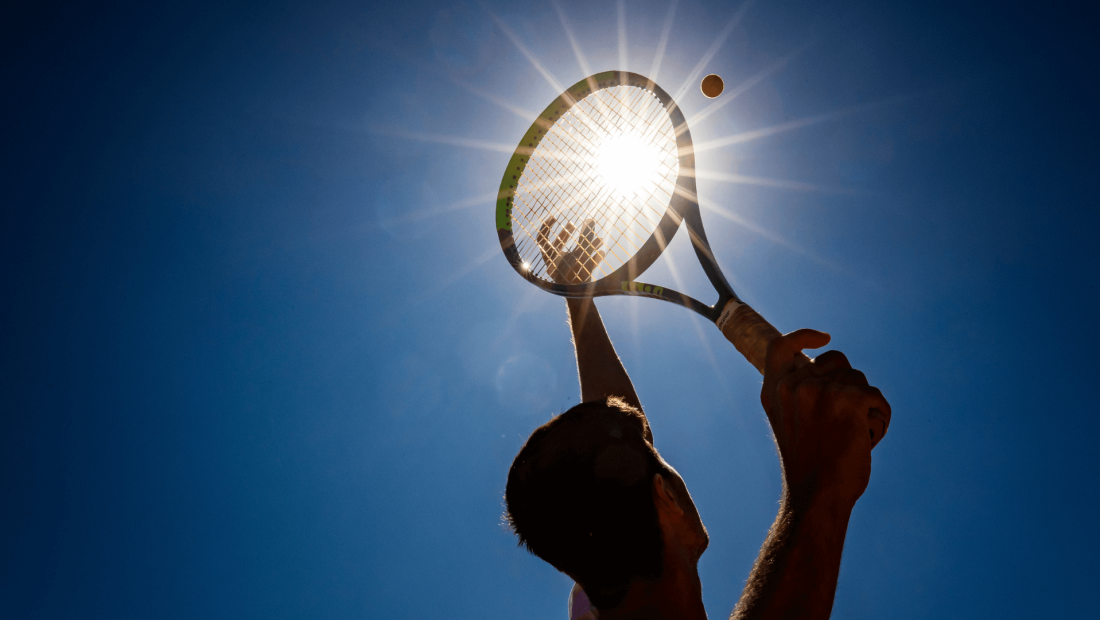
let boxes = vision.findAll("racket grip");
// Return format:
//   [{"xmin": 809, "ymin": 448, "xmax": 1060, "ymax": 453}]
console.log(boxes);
[{"xmin": 716, "ymin": 301, "xmax": 785, "ymax": 375}]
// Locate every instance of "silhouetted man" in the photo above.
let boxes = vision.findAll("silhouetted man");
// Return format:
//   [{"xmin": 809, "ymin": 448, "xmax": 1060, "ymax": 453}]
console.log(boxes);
[{"xmin": 505, "ymin": 228, "xmax": 891, "ymax": 620}]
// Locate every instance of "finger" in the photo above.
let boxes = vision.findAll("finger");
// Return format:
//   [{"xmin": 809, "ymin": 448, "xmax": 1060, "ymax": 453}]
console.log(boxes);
[
  {"xmin": 811, "ymin": 350, "xmax": 852, "ymax": 374},
  {"xmin": 835, "ymin": 369, "xmax": 869, "ymax": 389},
  {"xmin": 868, "ymin": 408, "xmax": 888, "ymax": 447},
  {"xmin": 553, "ymin": 222, "xmax": 575, "ymax": 253},
  {"xmin": 829, "ymin": 383, "xmax": 889, "ymax": 415},
  {"xmin": 537, "ymin": 218, "xmax": 558, "ymax": 260},
  {"xmin": 784, "ymin": 328, "xmax": 831, "ymax": 352},
  {"xmin": 572, "ymin": 250, "xmax": 591, "ymax": 281},
  {"xmin": 839, "ymin": 368, "xmax": 869, "ymax": 387},
  {"xmin": 831, "ymin": 384, "xmax": 891, "ymax": 447},
  {"xmin": 580, "ymin": 219, "xmax": 601, "ymax": 245},
  {"xmin": 813, "ymin": 364, "xmax": 869, "ymax": 386},
  {"xmin": 578, "ymin": 220, "xmax": 604, "ymax": 256},
  {"xmin": 580, "ymin": 218, "xmax": 597, "ymax": 238},
  {"xmin": 862, "ymin": 386, "xmax": 891, "ymax": 446},
  {"xmin": 575, "ymin": 249, "xmax": 602, "ymax": 282},
  {"xmin": 765, "ymin": 329, "xmax": 831, "ymax": 380},
  {"xmin": 578, "ymin": 239, "xmax": 603, "ymax": 265},
  {"xmin": 784, "ymin": 372, "xmax": 828, "ymax": 419},
  {"xmin": 537, "ymin": 218, "xmax": 552, "ymax": 247}
]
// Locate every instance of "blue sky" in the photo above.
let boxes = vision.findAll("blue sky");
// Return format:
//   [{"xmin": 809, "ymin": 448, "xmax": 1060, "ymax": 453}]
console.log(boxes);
[{"xmin": 2, "ymin": 0, "xmax": 1097, "ymax": 618}]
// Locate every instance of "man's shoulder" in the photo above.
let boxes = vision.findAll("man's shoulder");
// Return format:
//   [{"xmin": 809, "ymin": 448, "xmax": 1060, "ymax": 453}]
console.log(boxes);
[{"xmin": 569, "ymin": 583, "xmax": 598, "ymax": 620}]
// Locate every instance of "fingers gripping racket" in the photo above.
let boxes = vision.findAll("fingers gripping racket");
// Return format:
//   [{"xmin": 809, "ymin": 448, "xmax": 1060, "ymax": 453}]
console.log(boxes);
[{"xmin": 495, "ymin": 70, "xmax": 786, "ymax": 374}]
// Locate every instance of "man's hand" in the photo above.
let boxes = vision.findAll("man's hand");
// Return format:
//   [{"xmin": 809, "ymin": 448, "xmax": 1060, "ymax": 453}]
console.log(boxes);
[
  {"xmin": 761, "ymin": 329, "xmax": 892, "ymax": 508},
  {"xmin": 537, "ymin": 217, "xmax": 605, "ymax": 284}
]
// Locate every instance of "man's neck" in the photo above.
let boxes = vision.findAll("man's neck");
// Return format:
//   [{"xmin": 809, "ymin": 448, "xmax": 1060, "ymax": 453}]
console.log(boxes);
[{"xmin": 599, "ymin": 562, "xmax": 707, "ymax": 620}]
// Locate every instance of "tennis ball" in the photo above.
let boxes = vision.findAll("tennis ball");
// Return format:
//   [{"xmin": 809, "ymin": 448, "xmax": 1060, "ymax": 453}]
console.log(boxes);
[{"xmin": 701, "ymin": 74, "xmax": 724, "ymax": 98}]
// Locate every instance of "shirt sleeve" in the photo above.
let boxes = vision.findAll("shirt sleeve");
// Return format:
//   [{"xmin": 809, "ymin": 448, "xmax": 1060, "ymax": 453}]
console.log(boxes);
[{"xmin": 568, "ymin": 582, "xmax": 598, "ymax": 620}]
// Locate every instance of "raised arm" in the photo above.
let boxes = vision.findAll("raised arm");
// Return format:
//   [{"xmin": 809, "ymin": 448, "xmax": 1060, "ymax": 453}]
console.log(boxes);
[
  {"xmin": 732, "ymin": 330, "xmax": 892, "ymax": 620},
  {"xmin": 537, "ymin": 217, "xmax": 642, "ymax": 414},
  {"xmin": 566, "ymin": 298, "xmax": 641, "ymax": 411}
]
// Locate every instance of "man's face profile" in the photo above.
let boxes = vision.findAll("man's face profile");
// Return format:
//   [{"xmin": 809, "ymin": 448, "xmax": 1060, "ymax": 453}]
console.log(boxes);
[{"xmin": 652, "ymin": 460, "xmax": 709, "ymax": 562}]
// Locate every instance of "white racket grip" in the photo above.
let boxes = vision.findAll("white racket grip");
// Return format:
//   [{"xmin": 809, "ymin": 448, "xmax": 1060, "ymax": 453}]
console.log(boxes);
[{"xmin": 716, "ymin": 301, "xmax": 783, "ymax": 375}]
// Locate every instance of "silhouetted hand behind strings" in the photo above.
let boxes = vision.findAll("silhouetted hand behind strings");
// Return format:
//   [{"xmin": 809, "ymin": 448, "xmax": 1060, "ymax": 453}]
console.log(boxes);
[{"xmin": 536, "ymin": 217, "xmax": 606, "ymax": 285}]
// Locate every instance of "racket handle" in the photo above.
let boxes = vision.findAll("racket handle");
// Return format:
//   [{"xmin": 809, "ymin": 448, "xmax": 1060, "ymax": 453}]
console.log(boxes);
[
  {"xmin": 717, "ymin": 302, "xmax": 885, "ymax": 446},
  {"xmin": 716, "ymin": 301, "xmax": 808, "ymax": 375}
]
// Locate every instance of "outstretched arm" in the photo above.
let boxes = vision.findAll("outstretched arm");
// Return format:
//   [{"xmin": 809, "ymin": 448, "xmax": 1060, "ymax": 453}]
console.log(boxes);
[
  {"xmin": 732, "ymin": 330, "xmax": 892, "ymax": 620},
  {"xmin": 566, "ymin": 298, "xmax": 641, "ymax": 412},
  {"xmin": 537, "ymin": 217, "xmax": 642, "ymax": 415}
]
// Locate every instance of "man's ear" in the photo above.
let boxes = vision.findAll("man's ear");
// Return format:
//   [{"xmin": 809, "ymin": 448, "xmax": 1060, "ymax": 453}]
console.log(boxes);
[{"xmin": 653, "ymin": 473, "xmax": 684, "ymax": 516}]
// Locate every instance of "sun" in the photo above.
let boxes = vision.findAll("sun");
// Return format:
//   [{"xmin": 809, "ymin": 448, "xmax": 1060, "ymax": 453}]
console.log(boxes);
[{"xmin": 594, "ymin": 133, "xmax": 665, "ymax": 197}]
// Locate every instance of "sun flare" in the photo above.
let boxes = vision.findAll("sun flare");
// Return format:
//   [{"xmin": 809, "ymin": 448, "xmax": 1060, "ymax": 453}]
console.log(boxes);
[{"xmin": 595, "ymin": 133, "xmax": 665, "ymax": 197}]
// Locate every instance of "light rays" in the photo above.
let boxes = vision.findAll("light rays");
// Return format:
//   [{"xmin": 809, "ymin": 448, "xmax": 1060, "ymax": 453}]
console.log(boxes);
[
  {"xmin": 450, "ymin": 78, "xmax": 539, "ymax": 124},
  {"xmin": 379, "ymin": 191, "xmax": 498, "ymax": 229},
  {"xmin": 685, "ymin": 169, "xmax": 870, "ymax": 195},
  {"xmin": 675, "ymin": 184, "xmax": 842, "ymax": 271},
  {"xmin": 672, "ymin": 0, "xmax": 755, "ymax": 103},
  {"xmin": 687, "ymin": 40, "xmax": 816, "ymax": 127},
  {"xmin": 649, "ymin": 233, "xmax": 724, "ymax": 374},
  {"xmin": 406, "ymin": 245, "xmax": 501, "ymax": 310},
  {"xmin": 371, "ymin": 127, "xmax": 516, "ymax": 154},
  {"xmin": 647, "ymin": 0, "xmax": 679, "ymax": 85},
  {"xmin": 688, "ymin": 98, "xmax": 894, "ymax": 155},
  {"xmin": 552, "ymin": 0, "xmax": 593, "ymax": 78},
  {"xmin": 481, "ymin": 2, "xmax": 566, "ymax": 95},
  {"xmin": 618, "ymin": 0, "xmax": 628, "ymax": 71},
  {"xmin": 367, "ymin": 44, "xmax": 541, "ymax": 126}
]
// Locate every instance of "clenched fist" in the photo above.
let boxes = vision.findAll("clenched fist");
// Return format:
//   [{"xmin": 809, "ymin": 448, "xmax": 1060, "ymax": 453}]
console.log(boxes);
[{"xmin": 761, "ymin": 329, "xmax": 892, "ymax": 508}]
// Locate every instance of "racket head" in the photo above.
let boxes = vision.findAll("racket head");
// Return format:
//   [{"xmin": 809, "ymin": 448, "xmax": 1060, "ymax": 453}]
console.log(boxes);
[{"xmin": 496, "ymin": 71, "xmax": 699, "ymax": 297}]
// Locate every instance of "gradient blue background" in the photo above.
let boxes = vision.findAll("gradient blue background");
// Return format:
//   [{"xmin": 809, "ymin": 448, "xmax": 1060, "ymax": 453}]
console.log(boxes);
[{"xmin": 3, "ymin": 0, "xmax": 1097, "ymax": 618}]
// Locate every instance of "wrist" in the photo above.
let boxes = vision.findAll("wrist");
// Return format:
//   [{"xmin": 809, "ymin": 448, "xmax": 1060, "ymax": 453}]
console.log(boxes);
[
  {"xmin": 566, "ymin": 297, "xmax": 594, "ymax": 311},
  {"xmin": 566, "ymin": 298, "xmax": 599, "ymax": 333},
  {"xmin": 782, "ymin": 481, "xmax": 858, "ymax": 519}
]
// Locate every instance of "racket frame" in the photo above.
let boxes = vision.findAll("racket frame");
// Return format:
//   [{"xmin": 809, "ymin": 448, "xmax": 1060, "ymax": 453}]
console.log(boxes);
[{"xmin": 496, "ymin": 71, "xmax": 742, "ymax": 322}]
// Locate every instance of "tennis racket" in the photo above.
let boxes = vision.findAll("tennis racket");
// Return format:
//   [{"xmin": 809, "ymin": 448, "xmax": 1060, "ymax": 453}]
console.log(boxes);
[{"xmin": 496, "ymin": 69, "xmax": 799, "ymax": 373}]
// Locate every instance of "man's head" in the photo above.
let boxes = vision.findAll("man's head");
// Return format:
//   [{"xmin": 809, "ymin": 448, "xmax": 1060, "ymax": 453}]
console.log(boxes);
[{"xmin": 504, "ymin": 398, "xmax": 707, "ymax": 610}]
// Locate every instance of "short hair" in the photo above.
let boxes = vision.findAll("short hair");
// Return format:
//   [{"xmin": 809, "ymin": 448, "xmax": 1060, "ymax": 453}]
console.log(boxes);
[{"xmin": 504, "ymin": 398, "xmax": 672, "ymax": 610}]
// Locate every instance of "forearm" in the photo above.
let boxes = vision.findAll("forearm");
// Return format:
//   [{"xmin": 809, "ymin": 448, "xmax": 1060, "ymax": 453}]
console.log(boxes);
[
  {"xmin": 731, "ymin": 491, "xmax": 854, "ymax": 620},
  {"xmin": 566, "ymin": 298, "xmax": 641, "ymax": 411}
]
